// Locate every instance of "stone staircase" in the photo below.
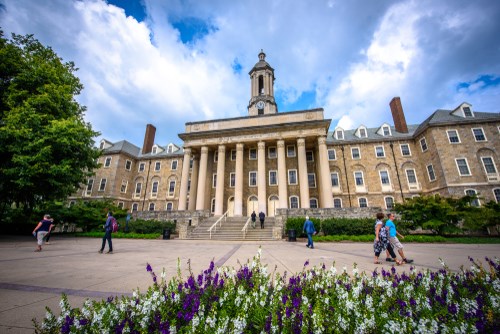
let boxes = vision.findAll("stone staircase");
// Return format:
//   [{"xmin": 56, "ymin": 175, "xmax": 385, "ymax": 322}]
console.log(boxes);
[{"xmin": 187, "ymin": 216, "xmax": 276, "ymax": 241}]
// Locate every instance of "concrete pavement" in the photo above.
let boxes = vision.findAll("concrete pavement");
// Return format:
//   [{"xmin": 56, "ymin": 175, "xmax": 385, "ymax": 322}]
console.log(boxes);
[{"xmin": 0, "ymin": 235, "xmax": 498, "ymax": 333}]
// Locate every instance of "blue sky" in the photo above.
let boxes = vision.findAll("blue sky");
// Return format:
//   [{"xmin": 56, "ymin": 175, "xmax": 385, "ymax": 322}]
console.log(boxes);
[{"xmin": 1, "ymin": 0, "xmax": 499, "ymax": 148}]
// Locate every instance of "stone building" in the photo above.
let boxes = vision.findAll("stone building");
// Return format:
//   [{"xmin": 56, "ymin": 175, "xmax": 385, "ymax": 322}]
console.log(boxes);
[{"xmin": 69, "ymin": 51, "xmax": 500, "ymax": 217}]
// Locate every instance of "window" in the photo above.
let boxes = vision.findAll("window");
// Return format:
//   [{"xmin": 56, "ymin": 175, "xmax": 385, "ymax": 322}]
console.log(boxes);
[
  {"xmin": 152, "ymin": 147, "xmax": 157, "ymax": 154},
  {"xmin": 120, "ymin": 180, "xmax": 128, "ymax": 193},
  {"xmin": 190, "ymin": 159, "xmax": 193, "ymax": 169},
  {"xmin": 379, "ymin": 170, "xmax": 390, "ymax": 185},
  {"xmin": 104, "ymin": 157, "xmax": 111, "ymax": 167},
  {"xmin": 494, "ymin": 188, "xmax": 500, "ymax": 203},
  {"xmin": 231, "ymin": 149, "xmax": 236, "ymax": 161},
  {"xmin": 333, "ymin": 198, "xmax": 342, "ymax": 208},
  {"xmin": 214, "ymin": 151, "xmax": 218, "ymax": 162},
  {"xmin": 125, "ymin": 160, "xmax": 132, "ymax": 170},
  {"xmin": 287, "ymin": 145, "xmax": 296, "ymax": 157},
  {"xmin": 456, "ymin": 158, "xmax": 471, "ymax": 176},
  {"xmin": 269, "ymin": 170, "xmax": 277, "ymax": 186},
  {"xmin": 118, "ymin": 202, "xmax": 124, "ymax": 209},
  {"xmin": 354, "ymin": 171, "xmax": 364, "ymax": 186},
  {"xmin": 358, "ymin": 198, "xmax": 368, "ymax": 208},
  {"xmin": 306, "ymin": 151, "xmax": 314, "ymax": 162},
  {"xmin": 336, "ymin": 130, "xmax": 344, "ymax": 140},
  {"xmin": 420, "ymin": 138, "xmax": 428, "ymax": 152},
  {"xmin": 268, "ymin": 147, "xmax": 277, "ymax": 159},
  {"xmin": 310, "ymin": 198, "xmax": 318, "ymax": 208},
  {"xmin": 359, "ymin": 128, "xmax": 367, "ymax": 138},
  {"xmin": 465, "ymin": 189, "xmax": 480, "ymax": 207},
  {"xmin": 166, "ymin": 202, "xmax": 173, "ymax": 211},
  {"xmin": 154, "ymin": 161, "xmax": 161, "ymax": 171},
  {"xmin": 427, "ymin": 164, "xmax": 436, "ymax": 181},
  {"xmin": 96, "ymin": 178, "xmax": 106, "ymax": 191},
  {"xmin": 288, "ymin": 170, "xmax": 297, "ymax": 185},
  {"xmin": 447, "ymin": 130, "xmax": 460, "ymax": 143},
  {"xmin": 375, "ymin": 146, "xmax": 385, "ymax": 158},
  {"xmin": 385, "ymin": 197, "xmax": 394, "ymax": 209},
  {"xmin": 249, "ymin": 171, "xmax": 257, "ymax": 186},
  {"xmin": 331, "ymin": 172, "xmax": 339, "ymax": 187},
  {"xmin": 472, "ymin": 128, "xmax": 486, "ymax": 142},
  {"xmin": 168, "ymin": 180, "xmax": 176, "ymax": 195},
  {"xmin": 400, "ymin": 144, "xmax": 411, "ymax": 156},
  {"xmin": 382, "ymin": 126, "xmax": 391, "ymax": 136},
  {"xmin": 86, "ymin": 179, "xmax": 94, "ymax": 194},
  {"xmin": 308, "ymin": 173, "xmax": 316, "ymax": 188},
  {"xmin": 463, "ymin": 106, "xmax": 473, "ymax": 117},
  {"xmin": 69, "ymin": 200, "xmax": 76, "ymax": 207},
  {"xmin": 135, "ymin": 182, "xmax": 142, "ymax": 197},
  {"xmin": 149, "ymin": 203, "xmax": 155, "ymax": 211},
  {"xmin": 481, "ymin": 157, "xmax": 497, "ymax": 174},
  {"xmin": 290, "ymin": 196, "xmax": 299, "ymax": 209},
  {"xmin": 249, "ymin": 148, "xmax": 257, "ymax": 160},
  {"xmin": 151, "ymin": 181, "xmax": 159, "ymax": 196},
  {"xmin": 132, "ymin": 203, "xmax": 138, "ymax": 212},
  {"xmin": 212, "ymin": 174, "xmax": 217, "ymax": 188},
  {"xmin": 171, "ymin": 160, "xmax": 178, "ymax": 170},
  {"xmin": 139, "ymin": 162, "xmax": 145, "ymax": 172},
  {"xmin": 230, "ymin": 173, "xmax": 235, "ymax": 187},
  {"xmin": 351, "ymin": 147, "xmax": 360, "ymax": 159},
  {"xmin": 406, "ymin": 169, "xmax": 418, "ymax": 184},
  {"xmin": 328, "ymin": 149, "xmax": 336, "ymax": 160},
  {"xmin": 188, "ymin": 178, "xmax": 191, "ymax": 192},
  {"xmin": 211, "ymin": 198, "xmax": 216, "ymax": 213}
]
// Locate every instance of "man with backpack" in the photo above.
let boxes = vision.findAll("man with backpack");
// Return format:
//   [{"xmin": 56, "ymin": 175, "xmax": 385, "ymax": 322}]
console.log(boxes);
[
  {"xmin": 303, "ymin": 216, "xmax": 316, "ymax": 249},
  {"xmin": 98, "ymin": 211, "xmax": 114, "ymax": 254}
]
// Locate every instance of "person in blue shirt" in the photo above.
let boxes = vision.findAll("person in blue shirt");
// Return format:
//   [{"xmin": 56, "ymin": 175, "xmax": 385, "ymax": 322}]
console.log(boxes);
[
  {"xmin": 303, "ymin": 216, "xmax": 316, "ymax": 249},
  {"xmin": 98, "ymin": 212, "xmax": 114, "ymax": 254},
  {"xmin": 386, "ymin": 213, "xmax": 413, "ymax": 263}
]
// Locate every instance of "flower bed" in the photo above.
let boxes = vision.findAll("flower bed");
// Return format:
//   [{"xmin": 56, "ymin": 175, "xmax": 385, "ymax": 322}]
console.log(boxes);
[{"xmin": 35, "ymin": 249, "xmax": 499, "ymax": 333}]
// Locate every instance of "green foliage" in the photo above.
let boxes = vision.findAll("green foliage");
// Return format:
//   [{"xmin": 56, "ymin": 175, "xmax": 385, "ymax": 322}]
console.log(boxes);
[
  {"xmin": 125, "ymin": 219, "xmax": 176, "ymax": 234},
  {"xmin": 284, "ymin": 217, "xmax": 321, "ymax": 237},
  {"xmin": 0, "ymin": 31, "xmax": 100, "ymax": 214},
  {"xmin": 76, "ymin": 232, "xmax": 162, "ymax": 239},
  {"xmin": 286, "ymin": 217, "xmax": 378, "ymax": 237}
]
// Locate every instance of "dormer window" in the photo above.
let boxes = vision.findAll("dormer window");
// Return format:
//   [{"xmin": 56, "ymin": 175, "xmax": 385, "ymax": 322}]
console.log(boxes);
[
  {"xmin": 463, "ymin": 106, "xmax": 473, "ymax": 117},
  {"xmin": 452, "ymin": 103, "xmax": 474, "ymax": 118},
  {"xmin": 335, "ymin": 129, "xmax": 344, "ymax": 140},
  {"xmin": 382, "ymin": 126, "xmax": 391, "ymax": 136},
  {"xmin": 152, "ymin": 146, "xmax": 157, "ymax": 154},
  {"xmin": 359, "ymin": 128, "xmax": 367, "ymax": 138}
]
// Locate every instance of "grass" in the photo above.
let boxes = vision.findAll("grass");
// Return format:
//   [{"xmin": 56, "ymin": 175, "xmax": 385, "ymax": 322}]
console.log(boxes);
[{"xmin": 75, "ymin": 231, "xmax": 162, "ymax": 239}]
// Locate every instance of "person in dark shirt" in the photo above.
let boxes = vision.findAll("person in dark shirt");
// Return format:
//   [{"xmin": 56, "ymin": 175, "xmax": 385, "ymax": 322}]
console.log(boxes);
[
  {"xmin": 32, "ymin": 214, "xmax": 54, "ymax": 252},
  {"xmin": 98, "ymin": 211, "xmax": 114, "ymax": 254},
  {"xmin": 259, "ymin": 211, "xmax": 265, "ymax": 229}
]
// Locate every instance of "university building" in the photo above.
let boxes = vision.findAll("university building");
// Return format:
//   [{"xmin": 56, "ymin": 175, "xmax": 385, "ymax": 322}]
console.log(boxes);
[{"xmin": 70, "ymin": 51, "xmax": 500, "ymax": 223}]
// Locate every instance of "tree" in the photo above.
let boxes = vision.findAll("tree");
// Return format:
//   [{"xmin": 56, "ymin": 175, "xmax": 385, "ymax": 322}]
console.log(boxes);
[{"xmin": 0, "ymin": 31, "xmax": 100, "ymax": 215}]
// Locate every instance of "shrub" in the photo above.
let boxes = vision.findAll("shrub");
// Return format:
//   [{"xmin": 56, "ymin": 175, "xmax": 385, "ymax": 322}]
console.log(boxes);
[{"xmin": 125, "ymin": 219, "xmax": 176, "ymax": 234}]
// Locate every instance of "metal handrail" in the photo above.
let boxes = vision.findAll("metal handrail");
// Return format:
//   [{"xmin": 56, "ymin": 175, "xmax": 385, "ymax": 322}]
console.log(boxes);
[
  {"xmin": 241, "ymin": 217, "xmax": 253, "ymax": 239},
  {"xmin": 207, "ymin": 210, "xmax": 228, "ymax": 239}
]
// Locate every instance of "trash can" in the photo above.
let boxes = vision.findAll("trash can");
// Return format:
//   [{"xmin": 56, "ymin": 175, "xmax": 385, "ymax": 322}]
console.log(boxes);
[
  {"xmin": 162, "ymin": 228, "xmax": 171, "ymax": 240},
  {"xmin": 288, "ymin": 229, "xmax": 296, "ymax": 242}
]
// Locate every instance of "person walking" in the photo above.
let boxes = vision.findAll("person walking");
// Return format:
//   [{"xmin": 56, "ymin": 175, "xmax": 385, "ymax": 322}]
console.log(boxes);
[
  {"xmin": 259, "ymin": 211, "xmax": 265, "ymax": 229},
  {"xmin": 251, "ymin": 211, "xmax": 256, "ymax": 229},
  {"xmin": 386, "ymin": 213, "xmax": 413, "ymax": 263},
  {"xmin": 303, "ymin": 216, "xmax": 316, "ymax": 249},
  {"xmin": 98, "ymin": 211, "xmax": 114, "ymax": 254},
  {"xmin": 32, "ymin": 214, "xmax": 54, "ymax": 252},
  {"xmin": 373, "ymin": 212, "xmax": 402, "ymax": 265},
  {"xmin": 43, "ymin": 216, "xmax": 55, "ymax": 244}
]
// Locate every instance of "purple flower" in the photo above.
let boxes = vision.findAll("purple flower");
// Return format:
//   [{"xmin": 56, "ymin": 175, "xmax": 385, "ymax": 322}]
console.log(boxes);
[
  {"xmin": 61, "ymin": 315, "xmax": 74, "ymax": 334},
  {"xmin": 448, "ymin": 303, "xmax": 458, "ymax": 315},
  {"xmin": 304, "ymin": 260, "xmax": 309, "ymax": 267},
  {"xmin": 146, "ymin": 263, "xmax": 152, "ymax": 272}
]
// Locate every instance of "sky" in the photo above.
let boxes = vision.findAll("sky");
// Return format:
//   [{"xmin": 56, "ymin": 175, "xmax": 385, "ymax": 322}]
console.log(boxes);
[{"xmin": 1, "ymin": 0, "xmax": 499, "ymax": 149}]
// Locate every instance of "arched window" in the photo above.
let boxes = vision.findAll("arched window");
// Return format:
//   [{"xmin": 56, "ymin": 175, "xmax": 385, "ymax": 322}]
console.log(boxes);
[
  {"xmin": 132, "ymin": 203, "xmax": 138, "ymax": 212},
  {"xmin": 333, "ymin": 198, "xmax": 342, "ymax": 208},
  {"xmin": 289, "ymin": 196, "xmax": 299, "ymax": 209},
  {"xmin": 310, "ymin": 198, "xmax": 318, "ymax": 208},
  {"xmin": 166, "ymin": 202, "xmax": 173, "ymax": 211},
  {"xmin": 385, "ymin": 197, "xmax": 394, "ymax": 209}
]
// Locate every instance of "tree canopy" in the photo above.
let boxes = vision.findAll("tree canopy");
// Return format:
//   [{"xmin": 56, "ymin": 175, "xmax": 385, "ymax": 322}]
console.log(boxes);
[{"xmin": 0, "ymin": 31, "xmax": 100, "ymax": 213}]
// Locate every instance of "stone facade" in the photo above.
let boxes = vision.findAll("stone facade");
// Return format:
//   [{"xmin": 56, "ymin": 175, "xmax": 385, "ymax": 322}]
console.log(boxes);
[{"xmin": 69, "ymin": 53, "xmax": 500, "ymax": 220}]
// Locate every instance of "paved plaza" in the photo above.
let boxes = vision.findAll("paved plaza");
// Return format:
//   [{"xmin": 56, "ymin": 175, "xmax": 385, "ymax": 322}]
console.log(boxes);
[{"xmin": 0, "ymin": 235, "xmax": 498, "ymax": 333}]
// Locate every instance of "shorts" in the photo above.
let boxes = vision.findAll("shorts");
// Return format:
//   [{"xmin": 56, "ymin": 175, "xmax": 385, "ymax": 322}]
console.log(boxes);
[
  {"xmin": 389, "ymin": 236, "xmax": 404, "ymax": 250},
  {"xmin": 37, "ymin": 231, "xmax": 48, "ymax": 246}
]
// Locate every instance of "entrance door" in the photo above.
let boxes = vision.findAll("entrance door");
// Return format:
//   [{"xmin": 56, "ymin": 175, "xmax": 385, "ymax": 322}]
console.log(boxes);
[
  {"xmin": 247, "ymin": 196, "xmax": 258, "ymax": 216},
  {"xmin": 268, "ymin": 195, "xmax": 279, "ymax": 217},
  {"xmin": 227, "ymin": 197, "xmax": 235, "ymax": 217}
]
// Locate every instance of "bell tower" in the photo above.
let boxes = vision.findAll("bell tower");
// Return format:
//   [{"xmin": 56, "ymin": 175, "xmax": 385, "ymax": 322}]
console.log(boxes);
[{"xmin": 248, "ymin": 50, "xmax": 278, "ymax": 116}]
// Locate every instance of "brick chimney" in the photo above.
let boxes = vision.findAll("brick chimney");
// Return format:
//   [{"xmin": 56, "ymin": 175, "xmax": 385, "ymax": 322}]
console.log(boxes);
[
  {"xmin": 142, "ymin": 124, "xmax": 156, "ymax": 154},
  {"xmin": 389, "ymin": 97, "xmax": 408, "ymax": 133}
]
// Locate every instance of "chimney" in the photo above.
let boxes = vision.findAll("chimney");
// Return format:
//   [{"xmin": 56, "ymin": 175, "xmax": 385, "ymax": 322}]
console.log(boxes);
[
  {"xmin": 389, "ymin": 97, "xmax": 408, "ymax": 133},
  {"xmin": 142, "ymin": 124, "xmax": 156, "ymax": 154}
]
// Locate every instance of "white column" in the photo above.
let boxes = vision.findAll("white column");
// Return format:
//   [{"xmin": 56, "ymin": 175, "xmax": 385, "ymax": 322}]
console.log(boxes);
[
  {"xmin": 188, "ymin": 155, "xmax": 199, "ymax": 211},
  {"xmin": 234, "ymin": 143, "xmax": 244, "ymax": 216},
  {"xmin": 297, "ymin": 138, "xmax": 310, "ymax": 208},
  {"xmin": 318, "ymin": 136, "xmax": 333, "ymax": 208},
  {"xmin": 257, "ymin": 141, "xmax": 267, "ymax": 214},
  {"xmin": 195, "ymin": 146, "xmax": 208, "ymax": 210},
  {"xmin": 277, "ymin": 140, "xmax": 288, "ymax": 209},
  {"xmin": 215, "ymin": 145, "xmax": 226, "ymax": 215},
  {"xmin": 177, "ymin": 148, "xmax": 191, "ymax": 211}
]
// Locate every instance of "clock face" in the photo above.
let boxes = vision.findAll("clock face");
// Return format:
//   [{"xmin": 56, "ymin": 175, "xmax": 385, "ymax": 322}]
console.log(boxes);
[{"xmin": 256, "ymin": 101, "xmax": 265, "ymax": 109}]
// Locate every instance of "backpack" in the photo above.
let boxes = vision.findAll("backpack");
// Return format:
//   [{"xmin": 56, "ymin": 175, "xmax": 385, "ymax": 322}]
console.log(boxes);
[{"xmin": 111, "ymin": 217, "xmax": 119, "ymax": 233}]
